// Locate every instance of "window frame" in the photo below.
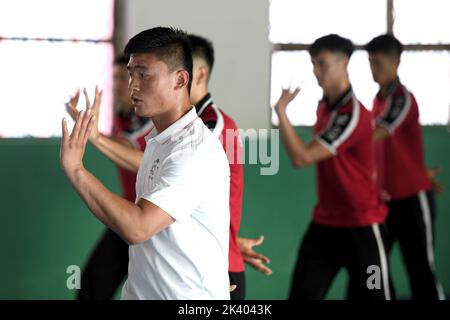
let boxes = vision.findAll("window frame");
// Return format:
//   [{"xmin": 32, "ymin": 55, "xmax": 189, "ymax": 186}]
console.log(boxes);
[{"xmin": 270, "ymin": 0, "xmax": 450, "ymax": 126}]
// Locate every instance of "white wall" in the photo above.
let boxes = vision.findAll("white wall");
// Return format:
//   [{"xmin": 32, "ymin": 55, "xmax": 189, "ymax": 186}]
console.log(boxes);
[{"xmin": 121, "ymin": 0, "xmax": 271, "ymax": 130}]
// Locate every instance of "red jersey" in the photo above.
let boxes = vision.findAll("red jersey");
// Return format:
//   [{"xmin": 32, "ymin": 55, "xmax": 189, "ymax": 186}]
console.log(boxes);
[
  {"xmin": 196, "ymin": 93, "xmax": 245, "ymax": 272},
  {"xmin": 313, "ymin": 88, "xmax": 387, "ymax": 227},
  {"xmin": 112, "ymin": 110, "xmax": 152, "ymax": 202},
  {"xmin": 372, "ymin": 78, "xmax": 431, "ymax": 200}
]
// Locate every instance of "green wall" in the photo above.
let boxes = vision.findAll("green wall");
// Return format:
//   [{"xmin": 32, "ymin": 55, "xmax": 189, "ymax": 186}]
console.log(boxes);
[{"xmin": 0, "ymin": 126, "xmax": 448, "ymax": 299}]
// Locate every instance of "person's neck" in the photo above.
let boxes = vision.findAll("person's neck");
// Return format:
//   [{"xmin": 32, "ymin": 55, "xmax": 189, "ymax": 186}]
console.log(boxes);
[
  {"xmin": 380, "ymin": 75, "xmax": 399, "ymax": 95},
  {"xmin": 324, "ymin": 78, "xmax": 351, "ymax": 105},
  {"xmin": 152, "ymin": 97, "xmax": 192, "ymax": 133},
  {"xmin": 191, "ymin": 86, "xmax": 209, "ymax": 106}
]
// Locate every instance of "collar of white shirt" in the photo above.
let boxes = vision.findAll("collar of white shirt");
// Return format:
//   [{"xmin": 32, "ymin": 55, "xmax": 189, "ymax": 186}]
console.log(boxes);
[{"xmin": 145, "ymin": 106, "xmax": 198, "ymax": 144}]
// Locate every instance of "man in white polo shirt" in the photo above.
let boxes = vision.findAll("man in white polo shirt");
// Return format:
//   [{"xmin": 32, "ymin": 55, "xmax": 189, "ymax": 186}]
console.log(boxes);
[{"xmin": 59, "ymin": 27, "xmax": 231, "ymax": 299}]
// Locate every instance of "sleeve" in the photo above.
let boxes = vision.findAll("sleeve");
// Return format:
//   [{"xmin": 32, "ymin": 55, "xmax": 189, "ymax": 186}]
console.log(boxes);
[
  {"xmin": 315, "ymin": 102, "xmax": 361, "ymax": 155},
  {"xmin": 376, "ymin": 91, "xmax": 412, "ymax": 134},
  {"xmin": 139, "ymin": 152, "xmax": 204, "ymax": 224}
]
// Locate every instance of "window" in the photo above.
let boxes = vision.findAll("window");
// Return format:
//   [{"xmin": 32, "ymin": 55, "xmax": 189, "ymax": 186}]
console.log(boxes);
[
  {"xmin": 270, "ymin": 0, "xmax": 387, "ymax": 44},
  {"xmin": 394, "ymin": 0, "xmax": 450, "ymax": 44},
  {"xmin": 0, "ymin": 0, "xmax": 114, "ymax": 138},
  {"xmin": 270, "ymin": 0, "xmax": 450, "ymax": 125}
]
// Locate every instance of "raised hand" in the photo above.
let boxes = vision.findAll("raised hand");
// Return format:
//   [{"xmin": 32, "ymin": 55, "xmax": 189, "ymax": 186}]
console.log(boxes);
[
  {"xmin": 65, "ymin": 89, "xmax": 81, "ymax": 121},
  {"xmin": 83, "ymin": 86, "xmax": 103, "ymax": 141},
  {"xmin": 60, "ymin": 109, "xmax": 96, "ymax": 177},
  {"xmin": 275, "ymin": 87, "xmax": 301, "ymax": 113}
]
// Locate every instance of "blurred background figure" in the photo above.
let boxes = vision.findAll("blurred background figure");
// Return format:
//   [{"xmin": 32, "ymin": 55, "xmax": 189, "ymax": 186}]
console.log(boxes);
[{"xmin": 367, "ymin": 34, "xmax": 445, "ymax": 300}]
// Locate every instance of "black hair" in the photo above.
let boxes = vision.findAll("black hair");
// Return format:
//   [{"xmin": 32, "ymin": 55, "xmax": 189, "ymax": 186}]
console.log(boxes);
[
  {"xmin": 309, "ymin": 34, "xmax": 354, "ymax": 58},
  {"xmin": 124, "ymin": 27, "xmax": 193, "ymax": 92},
  {"xmin": 188, "ymin": 34, "xmax": 215, "ymax": 72},
  {"xmin": 114, "ymin": 54, "xmax": 129, "ymax": 66},
  {"xmin": 366, "ymin": 34, "xmax": 403, "ymax": 58}
]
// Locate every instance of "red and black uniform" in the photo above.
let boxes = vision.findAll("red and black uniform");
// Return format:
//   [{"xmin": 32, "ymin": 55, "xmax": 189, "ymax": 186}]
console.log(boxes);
[
  {"xmin": 372, "ymin": 78, "xmax": 444, "ymax": 300},
  {"xmin": 195, "ymin": 93, "xmax": 246, "ymax": 300},
  {"xmin": 289, "ymin": 87, "xmax": 391, "ymax": 300},
  {"xmin": 78, "ymin": 110, "xmax": 152, "ymax": 300}
]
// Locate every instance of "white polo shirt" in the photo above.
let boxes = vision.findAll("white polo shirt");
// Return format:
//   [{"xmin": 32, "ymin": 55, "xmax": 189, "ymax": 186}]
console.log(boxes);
[{"xmin": 121, "ymin": 107, "xmax": 231, "ymax": 300}]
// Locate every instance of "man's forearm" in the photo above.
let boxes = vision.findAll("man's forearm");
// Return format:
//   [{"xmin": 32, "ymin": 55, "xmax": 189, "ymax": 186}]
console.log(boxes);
[
  {"xmin": 276, "ymin": 106, "xmax": 309, "ymax": 167},
  {"xmin": 67, "ymin": 167, "xmax": 143, "ymax": 243},
  {"xmin": 90, "ymin": 134, "xmax": 143, "ymax": 172}
]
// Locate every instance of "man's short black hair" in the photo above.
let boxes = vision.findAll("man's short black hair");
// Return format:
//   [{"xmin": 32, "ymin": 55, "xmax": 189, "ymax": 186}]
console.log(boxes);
[
  {"xmin": 124, "ymin": 27, "xmax": 193, "ymax": 92},
  {"xmin": 365, "ymin": 34, "xmax": 403, "ymax": 58},
  {"xmin": 114, "ymin": 54, "xmax": 129, "ymax": 66},
  {"xmin": 188, "ymin": 34, "xmax": 215, "ymax": 72},
  {"xmin": 309, "ymin": 34, "xmax": 354, "ymax": 58}
]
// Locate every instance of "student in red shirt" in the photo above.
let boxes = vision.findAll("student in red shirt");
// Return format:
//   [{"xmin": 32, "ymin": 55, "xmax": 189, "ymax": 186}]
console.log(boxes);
[
  {"xmin": 275, "ymin": 34, "xmax": 389, "ymax": 300},
  {"xmin": 188, "ymin": 34, "xmax": 261, "ymax": 299},
  {"xmin": 366, "ymin": 34, "xmax": 445, "ymax": 300}
]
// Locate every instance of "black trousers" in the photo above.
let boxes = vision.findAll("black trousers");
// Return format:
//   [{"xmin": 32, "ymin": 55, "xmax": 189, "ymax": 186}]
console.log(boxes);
[
  {"xmin": 229, "ymin": 271, "xmax": 246, "ymax": 300},
  {"xmin": 77, "ymin": 228, "xmax": 246, "ymax": 300},
  {"xmin": 77, "ymin": 229, "xmax": 128, "ymax": 300},
  {"xmin": 385, "ymin": 191, "xmax": 445, "ymax": 300},
  {"xmin": 289, "ymin": 222, "xmax": 391, "ymax": 300}
]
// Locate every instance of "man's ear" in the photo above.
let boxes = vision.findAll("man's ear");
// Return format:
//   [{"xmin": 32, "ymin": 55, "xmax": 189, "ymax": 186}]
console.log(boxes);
[
  {"xmin": 341, "ymin": 55, "xmax": 350, "ymax": 68},
  {"xmin": 394, "ymin": 56, "xmax": 401, "ymax": 68},
  {"xmin": 174, "ymin": 69, "xmax": 190, "ymax": 90},
  {"xmin": 196, "ymin": 66, "xmax": 209, "ymax": 85}
]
